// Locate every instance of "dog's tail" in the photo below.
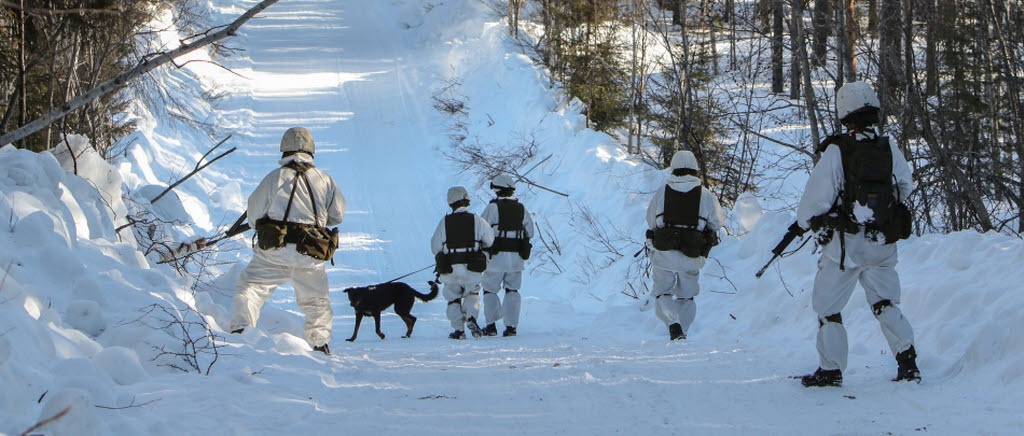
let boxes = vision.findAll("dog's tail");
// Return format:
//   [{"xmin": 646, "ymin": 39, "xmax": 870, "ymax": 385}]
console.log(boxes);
[{"xmin": 416, "ymin": 281, "xmax": 440, "ymax": 302}]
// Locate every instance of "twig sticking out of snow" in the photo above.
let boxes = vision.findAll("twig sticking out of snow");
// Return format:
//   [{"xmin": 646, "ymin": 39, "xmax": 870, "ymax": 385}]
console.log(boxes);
[{"xmin": 18, "ymin": 406, "xmax": 71, "ymax": 436}]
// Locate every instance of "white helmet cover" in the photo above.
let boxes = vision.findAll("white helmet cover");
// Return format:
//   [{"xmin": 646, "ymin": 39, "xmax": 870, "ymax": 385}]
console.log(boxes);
[
  {"xmin": 836, "ymin": 81, "xmax": 880, "ymax": 121},
  {"xmin": 670, "ymin": 150, "xmax": 699, "ymax": 171},
  {"xmin": 447, "ymin": 186, "xmax": 470, "ymax": 205},
  {"xmin": 491, "ymin": 174, "xmax": 516, "ymax": 190},
  {"xmin": 280, "ymin": 127, "xmax": 316, "ymax": 154}
]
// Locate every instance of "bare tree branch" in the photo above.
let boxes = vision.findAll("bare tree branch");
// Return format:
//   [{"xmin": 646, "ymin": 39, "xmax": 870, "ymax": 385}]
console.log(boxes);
[{"xmin": 0, "ymin": 0, "xmax": 281, "ymax": 146}]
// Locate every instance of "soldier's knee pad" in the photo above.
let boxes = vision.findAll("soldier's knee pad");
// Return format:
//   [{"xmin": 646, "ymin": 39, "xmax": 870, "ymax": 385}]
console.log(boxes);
[
  {"xmin": 872, "ymin": 299, "xmax": 893, "ymax": 317},
  {"xmin": 818, "ymin": 313, "xmax": 842, "ymax": 327}
]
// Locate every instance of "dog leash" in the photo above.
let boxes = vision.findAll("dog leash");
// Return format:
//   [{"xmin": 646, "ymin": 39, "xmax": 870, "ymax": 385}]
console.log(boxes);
[{"xmin": 382, "ymin": 264, "xmax": 435, "ymax": 284}]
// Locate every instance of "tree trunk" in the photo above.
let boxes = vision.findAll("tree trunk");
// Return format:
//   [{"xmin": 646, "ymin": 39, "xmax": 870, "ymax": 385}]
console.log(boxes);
[
  {"xmin": 0, "ymin": 0, "xmax": 283, "ymax": 147},
  {"xmin": 772, "ymin": 0, "xmax": 785, "ymax": 94},
  {"xmin": 790, "ymin": 2, "xmax": 802, "ymax": 100},
  {"xmin": 18, "ymin": 0, "xmax": 27, "ymax": 149},
  {"xmin": 868, "ymin": 0, "xmax": 879, "ymax": 32},
  {"xmin": 791, "ymin": 0, "xmax": 822, "ymax": 153},
  {"xmin": 925, "ymin": 0, "xmax": 938, "ymax": 95},
  {"xmin": 877, "ymin": 0, "xmax": 903, "ymax": 133},
  {"xmin": 812, "ymin": 0, "xmax": 833, "ymax": 66},
  {"xmin": 839, "ymin": 0, "xmax": 857, "ymax": 83}
]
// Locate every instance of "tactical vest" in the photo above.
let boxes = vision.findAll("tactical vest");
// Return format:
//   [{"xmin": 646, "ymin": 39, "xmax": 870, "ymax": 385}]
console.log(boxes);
[
  {"xmin": 444, "ymin": 212, "xmax": 477, "ymax": 251},
  {"xmin": 649, "ymin": 185, "xmax": 718, "ymax": 257},
  {"xmin": 662, "ymin": 186, "xmax": 702, "ymax": 228},
  {"xmin": 436, "ymin": 212, "xmax": 487, "ymax": 273},
  {"xmin": 489, "ymin": 199, "xmax": 530, "ymax": 257}
]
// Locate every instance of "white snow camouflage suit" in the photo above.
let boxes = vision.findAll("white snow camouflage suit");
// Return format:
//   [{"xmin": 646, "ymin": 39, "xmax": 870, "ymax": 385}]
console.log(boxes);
[
  {"xmin": 645, "ymin": 174, "xmax": 724, "ymax": 335},
  {"xmin": 480, "ymin": 197, "xmax": 535, "ymax": 329},
  {"xmin": 797, "ymin": 130, "xmax": 915, "ymax": 372},
  {"xmin": 430, "ymin": 206, "xmax": 495, "ymax": 331},
  {"xmin": 230, "ymin": 152, "xmax": 345, "ymax": 348}
]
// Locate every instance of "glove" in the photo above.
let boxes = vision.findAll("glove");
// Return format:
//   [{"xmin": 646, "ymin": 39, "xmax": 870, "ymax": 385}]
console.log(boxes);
[{"xmin": 788, "ymin": 222, "xmax": 807, "ymax": 237}]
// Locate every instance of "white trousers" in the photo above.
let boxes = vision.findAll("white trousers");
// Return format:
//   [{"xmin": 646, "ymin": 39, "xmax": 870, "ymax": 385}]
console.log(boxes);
[
  {"xmin": 812, "ymin": 255, "xmax": 915, "ymax": 371},
  {"xmin": 443, "ymin": 282, "xmax": 481, "ymax": 331},
  {"xmin": 482, "ymin": 271, "xmax": 522, "ymax": 327},
  {"xmin": 652, "ymin": 266, "xmax": 700, "ymax": 332},
  {"xmin": 229, "ymin": 249, "xmax": 333, "ymax": 347}
]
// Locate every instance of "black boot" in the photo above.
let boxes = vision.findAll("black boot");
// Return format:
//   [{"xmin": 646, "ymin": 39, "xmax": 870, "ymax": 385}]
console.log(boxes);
[
  {"xmin": 313, "ymin": 344, "xmax": 330, "ymax": 355},
  {"xmin": 482, "ymin": 323, "xmax": 498, "ymax": 337},
  {"xmin": 466, "ymin": 317, "xmax": 483, "ymax": 338},
  {"xmin": 800, "ymin": 367, "xmax": 843, "ymax": 387},
  {"xmin": 448, "ymin": 330, "xmax": 466, "ymax": 340},
  {"xmin": 668, "ymin": 323, "xmax": 685, "ymax": 340},
  {"xmin": 502, "ymin": 326, "xmax": 517, "ymax": 337},
  {"xmin": 894, "ymin": 346, "xmax": 921, "ymax": 383}
]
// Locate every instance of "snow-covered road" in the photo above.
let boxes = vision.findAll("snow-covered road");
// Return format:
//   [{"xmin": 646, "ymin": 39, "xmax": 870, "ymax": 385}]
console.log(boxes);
[
  {"xmin": 3, "ymin": 0, "xmax": 1021, "ymax": 435},
  {"xmin": 164, "ymin": 1, "xmax": 1021, "ymax": 434}
]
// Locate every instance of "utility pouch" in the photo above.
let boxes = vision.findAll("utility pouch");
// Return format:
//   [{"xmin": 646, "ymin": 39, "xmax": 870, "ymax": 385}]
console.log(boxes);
[
  {"xmin": 295, "ymin": 226, "xmax": 339, "ymax": 261},
  {"xmin": 883, "ymin": 203, "xmax": 913, "ymax": 244},
  {"xmin": 701, "ymin": 228, "xmax": 720, "ymax": 257},
  {"xmin": 255, "ymin": 217, "xmax": 289, "ymax": 250},
  {"xmin": 444, "ymin": 250, "xmax": 487, "ymax": 273},
  {"xmin": 518, "ymin": 239, "xmax": 532, "ymax": 260},
  {"xmin": 676, "ymin": 229, "xmax": 709, "ymax": 258},
  {"xmin": 435, "ymin": 252, "xmax": 454, "ymax": 275},
  {"xmin": 467, "ymin": 251, "xmax": 487, "ymax": 273},
  {"xmin": 651, "ymin": 227, "xmax": 709, "ymax": 257},
  {"xmin": 650, "ymin": 227, "xmax": 680, "ymax": 251}
]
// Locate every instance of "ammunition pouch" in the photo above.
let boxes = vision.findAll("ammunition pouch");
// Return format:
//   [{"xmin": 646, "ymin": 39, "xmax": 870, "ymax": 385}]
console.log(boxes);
[
  {"xmin": 648, "ymin": 226, "xmax": 717, "ymax": 258},
  {"xmin": 294, "ymin": 225, "xmax": 339, "ymax": 261},
  {"xmin": 881, "ymin": 203, "xmax": 912, "ymax": 244},
  {"xmin": 255, "ymin": 217, "xmax": 290, "ymax": 251},
  {"xmin": 436, "ymin": 249, "xmax": 487, "ymax": 274},
  {"xmin": 255, "ymin": 217, "xmax": 338, "ymax": 261},
  {"xmin": 810, "ymin": 204, "xmax": 911, "ymax": 245},
  {"xmin": 490, "ymin": 236, "xmax": 532, "ymax": 260}
]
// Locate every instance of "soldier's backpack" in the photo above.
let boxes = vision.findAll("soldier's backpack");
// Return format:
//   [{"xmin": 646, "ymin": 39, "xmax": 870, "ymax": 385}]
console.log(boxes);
[{"xmin": 814, "ymin": 134, "xmax": 912, "ymax": 244}]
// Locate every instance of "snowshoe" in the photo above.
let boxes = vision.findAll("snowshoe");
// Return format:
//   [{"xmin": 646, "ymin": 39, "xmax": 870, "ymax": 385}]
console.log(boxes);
[
  {"xmin": 466, "ymin": 317, "xmax": 483, "ymax": 338},
  {"xmin": 800, "ymin": 368, "xmax": 842, "ymax": 387},
  {"xmin": 482, "ymin": 323, "xmax": 498, "ymax": 337},
  {"xmin": 502, "ymin": 326, "xmax": 517, "ymax": 337},
  {"xmin": 230, "ymin": 328, "xmax": 244, "ymax": 334},
  {"xmin": 668, "ymin": 323, "xmax": 685, "ymax": 340},
  {"xmin": 449, "ymin": 330, "xmax": 466, "ymax": 340},
  {"xmin": 893, "ymin": 346, "xmax": 921, "ymax": 383},
  {"xmin": 313, "ymin": 344, "xmax": 330, "ymax": 355}
]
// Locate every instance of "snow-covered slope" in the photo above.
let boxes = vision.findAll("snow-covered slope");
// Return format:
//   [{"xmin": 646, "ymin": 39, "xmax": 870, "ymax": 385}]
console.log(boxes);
[{"xmin": 2, "ymin": 0, "xmax": 1023, "ymax": 435}]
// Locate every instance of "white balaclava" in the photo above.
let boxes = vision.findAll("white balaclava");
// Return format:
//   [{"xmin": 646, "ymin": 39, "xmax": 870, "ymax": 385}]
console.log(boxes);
[
  {"xmin": 447, "ymin": 186, "xmax": 470, "ymax": 207},
  {"xmin": 280, "ymin": 127, "xmax": 315, "ymax": 154}
]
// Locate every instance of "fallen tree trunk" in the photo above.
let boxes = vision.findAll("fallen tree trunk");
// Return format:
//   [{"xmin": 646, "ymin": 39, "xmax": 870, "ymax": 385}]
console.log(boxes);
[{"xmin": 0, "ymin": 0, "xmax": 281, "ymax": 147}]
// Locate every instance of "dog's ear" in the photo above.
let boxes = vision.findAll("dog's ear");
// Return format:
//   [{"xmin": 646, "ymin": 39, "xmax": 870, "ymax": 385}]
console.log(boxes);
[{"xmin": 343, "ymin": 288, "xmax": 351, "ymax": 293}]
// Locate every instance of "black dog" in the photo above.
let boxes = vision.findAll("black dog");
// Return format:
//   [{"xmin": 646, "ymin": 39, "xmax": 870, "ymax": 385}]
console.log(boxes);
[{"xmin": 343, "ymin": 281, "xmax": 439, "ymax": 341}]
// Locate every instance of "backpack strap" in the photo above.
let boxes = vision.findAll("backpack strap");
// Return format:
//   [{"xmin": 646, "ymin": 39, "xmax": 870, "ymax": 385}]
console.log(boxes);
[
  {"xmin": 298, "ymin": 170, "xmax": 321, "ymax": 228},
  {"xmin": 281, "ymin": 170, "xmax": 301, "ymax": 222}
]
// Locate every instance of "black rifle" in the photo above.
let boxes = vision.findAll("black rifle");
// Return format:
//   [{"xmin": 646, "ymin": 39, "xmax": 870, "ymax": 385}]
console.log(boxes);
[
  {"xmin": 201, "ymin": 212, "xmax": 250, "ymax": 247},
  {"xmin": 755, "ymin": 222, "xmax": 806, "ymax": 278}
]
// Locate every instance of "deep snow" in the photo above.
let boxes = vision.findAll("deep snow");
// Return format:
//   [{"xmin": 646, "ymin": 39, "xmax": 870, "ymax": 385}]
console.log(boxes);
[{"xmin": 2, "ymin": 0, "xmax": 1023, "ymax": 435}]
